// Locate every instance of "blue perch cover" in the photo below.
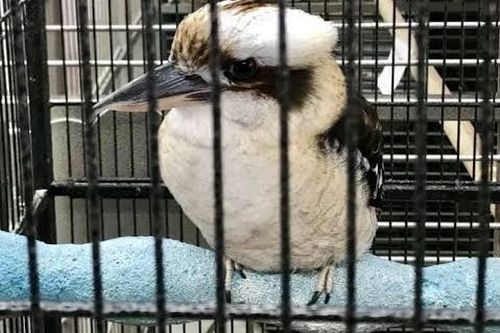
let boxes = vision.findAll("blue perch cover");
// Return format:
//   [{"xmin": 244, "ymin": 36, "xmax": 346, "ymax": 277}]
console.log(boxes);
[{"xmin": 0, "ymin": 231, "xmax": 499, "ymax": 332}]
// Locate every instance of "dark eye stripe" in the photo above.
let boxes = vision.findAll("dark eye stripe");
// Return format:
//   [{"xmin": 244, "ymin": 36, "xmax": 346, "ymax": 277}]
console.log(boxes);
[{"xmin": 227, "ymin": 66, "xmax": 313, "ymax": 110}]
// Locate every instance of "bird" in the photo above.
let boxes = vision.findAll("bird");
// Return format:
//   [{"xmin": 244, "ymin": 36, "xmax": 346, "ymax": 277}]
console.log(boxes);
[{"xmin": 93, "ymin": 0, "xmax": 384, "ymax": 305}]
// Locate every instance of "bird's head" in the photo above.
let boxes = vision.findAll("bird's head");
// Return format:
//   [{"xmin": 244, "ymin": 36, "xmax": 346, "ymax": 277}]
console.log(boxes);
[{"xmin": 94, "ymin": 0, "xmax": 346, "ymax": 142}]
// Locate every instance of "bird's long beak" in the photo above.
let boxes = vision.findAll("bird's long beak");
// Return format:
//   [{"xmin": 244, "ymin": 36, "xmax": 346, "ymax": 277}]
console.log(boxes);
[{"xmin": 92, "ymin": 62, "xmax": 210, "ymax": 123}]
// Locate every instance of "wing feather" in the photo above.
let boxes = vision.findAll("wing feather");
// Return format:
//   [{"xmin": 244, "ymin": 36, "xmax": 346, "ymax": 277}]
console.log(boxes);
[{"xmin": 317, "ymin": 93, "xmax": 384, "ymax": 207}]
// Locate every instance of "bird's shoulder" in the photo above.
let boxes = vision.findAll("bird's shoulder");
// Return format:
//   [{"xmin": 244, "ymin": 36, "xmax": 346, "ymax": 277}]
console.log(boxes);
[{"xmin": 316, "ymin": 93, "xmax": 384, "ymax": 207}]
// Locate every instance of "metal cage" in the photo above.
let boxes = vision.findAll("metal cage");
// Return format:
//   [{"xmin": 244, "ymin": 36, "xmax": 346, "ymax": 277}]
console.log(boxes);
[{"xmin": 0, "ymin": 0, "xmax": 499, "ymax": 332}]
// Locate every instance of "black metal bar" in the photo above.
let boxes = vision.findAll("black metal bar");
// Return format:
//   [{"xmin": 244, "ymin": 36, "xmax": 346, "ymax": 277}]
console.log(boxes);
[
  {"xmin": 372, "ymin": 105, "xmax": 500, "ymax": 121},
  {"xmin": 405, "ymin": 0, "xmax": 413, "ymax": 180},
  {"xmin": 6, "ymin": 2, "xmax": 23, "ymax": 332},
  {"xmin": 106, "ymin": 0, "xmax": 123, "ymax": 246},
  {"xmin": 491, "ymin": 3, "xmax": 498, "ymax": 186},
  {"xmin": 77, "ymin": 0, "xmax": 103, "ymax": 331},
  {"xmin": 46, "ymin": 179, "xmax": 500, "ymax": 203},
  {"xmin": 475, "ymin": 1, "xmax": 493, "ymax": 332},
  {"xmin": 374, "ymin": 0, "xmax": 379, "ymax": 115},
  {"xmin": 494, "ymin": 0, "xmax": 500, "ymax": 261},
  {"xmin": 389, "ymin": 0, "xmax": 396, "ymax": 180},
  {"xmin": 456, "ymin": 0, "xmax": 466, "ymax": 183},
  {"xmin": 142, "ymin": 0, "xmax": 166, "ymax": 331},
  {"xmin": 345, "ymin": 0, "xmax": 358, "ymax": 332},
  {"xmin": 440, "ymin": 0, "xmax": 449, "ymax": 184},
  {"xmin": 357, "ymin": 0, "xmax": 362, "ymax": 92},
  {"xmin": 10, "ymin": 0, "xmax": 41, "ymax": 331},
  {"xmin": 3, "ymin": 302, "xmax": 500, "ymax": 325},
  {"xmin": 24, "ymin": 0, "xmax": 57, "ymax": 249},
  {"xmin": 49, "ymin": 180, "xmax": 173, "ymax": 198},
  {"xmin": 48, "ymin": 97, "xmax": 500, "ymax": 108},
  {"xmin": 414, "ymin": 1, "xmax": 429, "ymax": 332},
  {"xmin": 48, "ymin": 101, "xmax": 500, "ymax": 121},
  {"xmin": 0, "ymin": 143, "xmax": 6, "ymax": 231},
  {"xmin": 8, "ymin": 0, "xmax": 24, "ymax": 248},
  {"xmin": 207, "ymin": 0, "xmax": 225, "ymax": 332},
  {"xmin": 121, "ymin": 0, "xmax": 138, "ymax": 242},
  {"xmin": 277, "ymin": 0, "xmax": 291, "ymax": 331},
  {"xmin": 0, "ymin": 14, "xmax": 9, "ymax": 233},
  {"xmin": 55, "ymin": 0, "xmax": 73, "ymax": 183}
]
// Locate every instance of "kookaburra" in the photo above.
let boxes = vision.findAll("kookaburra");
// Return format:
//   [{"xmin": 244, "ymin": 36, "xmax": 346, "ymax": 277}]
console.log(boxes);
[{"xmin": 94, "ymin": 0, "xmax": 384, "ymax": 305}]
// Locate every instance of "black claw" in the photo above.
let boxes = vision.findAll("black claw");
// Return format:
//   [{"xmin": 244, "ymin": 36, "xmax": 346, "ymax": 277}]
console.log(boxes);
[
  {"xmin": 238, "ymin": 270, "xmax": 247, "ymax": 279},
  {"xmin": 225, "ymin": 290, "xmax": 232, "ymax": 303},
  {"xmin": 307, "ymin": 291, "xmax": 321, "ymax": 306},
  {"xmin": 324, "ymin": 293, "xmax": 331, "ymax": 304}
]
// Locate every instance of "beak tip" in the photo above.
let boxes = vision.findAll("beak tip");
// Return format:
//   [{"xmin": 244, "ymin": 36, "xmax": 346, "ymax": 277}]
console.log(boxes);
[
  {"xmin": 90, "ymin": 101, "xmax": 110, "ymax": 125},
  {"xmin": 92, "ymin": 96, "xmax": 112, "ymax": 112}
]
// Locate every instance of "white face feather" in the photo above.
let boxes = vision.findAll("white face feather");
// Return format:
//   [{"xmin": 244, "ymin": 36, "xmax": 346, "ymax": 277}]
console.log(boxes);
[
  {"xmin": 171, "ymin": 1, "xmax": 339, "ymax": 71},
  {"xmin": 217, "ymin": 2, "xmax": 338, "ymax": 68},
  {"xmin": 166, "ymin": 1, "xmax": 345, "ymax": 146}
]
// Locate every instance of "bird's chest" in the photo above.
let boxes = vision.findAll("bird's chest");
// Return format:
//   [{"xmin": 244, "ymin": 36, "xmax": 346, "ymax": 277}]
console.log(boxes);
[
  {"xmin": 158, "ymin": 124, "xmax": 282, "ymax": 239},
  {"xmin": 157, "ymin": 116, "xmax": 375, "ymax": 272}
]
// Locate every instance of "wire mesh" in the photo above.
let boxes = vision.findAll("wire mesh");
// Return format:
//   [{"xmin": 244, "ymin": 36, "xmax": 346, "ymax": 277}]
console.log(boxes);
[{"xmin": 0, "ymin": 0, "xmax": 499, "ymax": 333}]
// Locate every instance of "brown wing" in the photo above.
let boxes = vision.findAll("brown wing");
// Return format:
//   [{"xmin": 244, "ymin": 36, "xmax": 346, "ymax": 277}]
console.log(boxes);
[
  {"xmin": 317, "ymin": 93, "xmax": 384, "ymax": 207},
  {"xmin": 357, "ymin": 95, "xmax": 384, "ymax": 207}
]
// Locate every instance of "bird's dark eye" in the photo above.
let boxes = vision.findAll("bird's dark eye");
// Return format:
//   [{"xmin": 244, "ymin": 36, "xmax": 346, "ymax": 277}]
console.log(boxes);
[{"xmin": 226, "ymin": 58, "xmax": 257, "ymax": 81}]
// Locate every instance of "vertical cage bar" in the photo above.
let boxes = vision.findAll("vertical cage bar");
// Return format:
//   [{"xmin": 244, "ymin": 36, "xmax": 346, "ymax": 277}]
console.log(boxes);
[
  {"xmin": 0, "ymin": 8, "xmax": 14, "ymax": 232},
  {"xmin": 456, "ymin": 0, "xmax": 465, "ymax": 183},
  {"xmin": 389, "ymin": 0, "xmax": 395, "ymax": 180},
  {"xmin": 25, "ymin": 0, "xmax": 56, "ymax": 246},
  {"xmin": 496, "ymin": 0, "xmax": 500, "ymax": 259},
  {"xmin": 11, "ymin": 0, "xmax": 41, "ymax": 331},
  {"xmin": 414, "ymin": 0, "xmax": 428, "ymax": 332},
  {"xmin": 77, "ymin": 0, "xmax": 103, "ymax": 331},
  {"xmin": 0, "ymin": 90, "xmax": 6, "ymax": 232},
  {"xmin": 7, "ymin": 0, "xmax": 24, "ymax": 227},
  {"xmin": 56, "ymin": 0, "xmax": 73, "ymax": 182},
  {"xmin": 0, "ymin": 1, "xmax": 8, "ymax": 231},
  {"xmin": 208, "ymin": 0, "xmax": 225, "ymax": 332},
  {"xmin": 472, "ymin": 3, "xmax": 483, "ymax": 182},
  {"xmin": 25, "ymin": 0, "xmax": 62, "ymax": 330},
  {"xmin": 143, "ymin": 0, "xmax": 166, "ymax": 331},
  {"xmin": 440, "ymin": 1, "xmax": 449, "ymax": 185},
  {"xmin": 406, "ymin": 1, "xmax": 412, "ymax": 180},
  {"xmin": 277, "ymin": 0, "xmax": 291, "ymax": 332},
  {"xmin": 345, "ymin": 0, "xmax": 358, "ymax": 332},
  {"xmin": 475, "ymin": 0, "xmax": 493, "ymax": 332}
]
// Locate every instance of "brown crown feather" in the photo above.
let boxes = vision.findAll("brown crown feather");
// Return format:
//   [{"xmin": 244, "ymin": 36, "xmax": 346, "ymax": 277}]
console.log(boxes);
[{"xmin": 170, "ymin": 0, "xmax": 279, "ymax": 70}]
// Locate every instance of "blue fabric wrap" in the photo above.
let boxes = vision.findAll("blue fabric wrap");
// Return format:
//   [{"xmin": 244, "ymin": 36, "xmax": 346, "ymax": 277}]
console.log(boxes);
[{"xmin": 0, "ymin": 231, "xmax": 499, "ymax": 332}]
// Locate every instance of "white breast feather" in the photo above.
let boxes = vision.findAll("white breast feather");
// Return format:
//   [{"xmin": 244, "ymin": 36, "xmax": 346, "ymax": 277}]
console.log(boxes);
[{"xmin": 158, "ymin": 101, "xmax": 377, "ymax": 272}]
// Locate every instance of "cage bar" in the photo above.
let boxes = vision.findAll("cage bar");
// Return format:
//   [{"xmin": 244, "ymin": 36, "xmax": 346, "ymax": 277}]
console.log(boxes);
[
  {"xmin": 277, "ymin": 0, "xmax": 291, "ymax": 332},
  {"xmin": 76, "ymin": 0, "xmax": 104, "ymax": 332},
  {"xmin": 414, "ymin": 0, "xmax": 428, "ymax": 331},
  {"xmin": 10, "ymin": 0, "xmax": 42, "ymax": 331},
  {"xmin": 141, "ymin": 0, "xmax": 166, "ymax": 331},
  {"xmin": 207, "ymin": 0, "xmax": 225, "ymax": 332},
  {"xmin": 344, "ymin": 0, "xmax": 359, "ymax": 332},
  {"xmin": 475, "ymin": 0, "xmax": 494, "ymax": 332}
]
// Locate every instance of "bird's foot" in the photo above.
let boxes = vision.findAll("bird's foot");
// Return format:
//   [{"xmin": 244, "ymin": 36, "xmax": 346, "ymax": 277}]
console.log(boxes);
[
  {"xmin": 307, "ymin": 264, "xmax": 334, "ymax": 306},
  {"xmin": 234, "ymin": 262, "xmax": 247, "ymax": 279},
  {"xmin": 224, "ymin": 258, "xmax": 246, "ymax": 303}
]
